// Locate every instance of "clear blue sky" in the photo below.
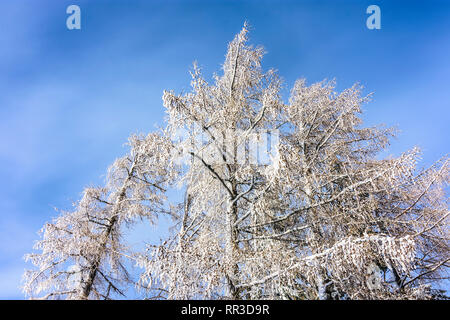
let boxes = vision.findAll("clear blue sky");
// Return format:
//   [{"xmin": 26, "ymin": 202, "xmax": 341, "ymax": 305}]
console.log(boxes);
[{"xmin": 0, "ymin": 0, "xmax": 449, "ymax": 299}]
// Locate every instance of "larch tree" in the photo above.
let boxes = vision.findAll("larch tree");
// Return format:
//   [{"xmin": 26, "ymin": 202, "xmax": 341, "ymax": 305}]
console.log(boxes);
[
  {"xmin": 23, "ymin": 25, "xmax": 449, "ymax": 300},
  {"xmin": 22, "ymin": 133, "xmax": 177, "ymax": 299}
]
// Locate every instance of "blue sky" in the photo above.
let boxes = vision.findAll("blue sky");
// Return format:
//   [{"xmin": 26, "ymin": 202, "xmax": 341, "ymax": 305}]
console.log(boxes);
[{"xmin": 0, "ymin": 0, "xmax": 449, "ymax": 299}]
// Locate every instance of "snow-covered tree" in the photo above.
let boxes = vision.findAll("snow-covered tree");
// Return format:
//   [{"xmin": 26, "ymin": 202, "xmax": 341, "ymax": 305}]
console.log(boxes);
[
  {"xmin": 24, "ymin": 24, "xmax": 449, "ymax": 300},
  {"xmin": 23, "ymin": 133, "xmax": 177, "ymax": 299}
]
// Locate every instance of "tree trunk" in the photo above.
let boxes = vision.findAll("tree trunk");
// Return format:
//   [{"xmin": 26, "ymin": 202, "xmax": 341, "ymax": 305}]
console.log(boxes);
[{"xmin": 79, "ymin": 167, "xmax": 134, "ymax": 299}]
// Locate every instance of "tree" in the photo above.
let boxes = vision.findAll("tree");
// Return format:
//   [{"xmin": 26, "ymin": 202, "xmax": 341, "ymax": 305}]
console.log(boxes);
[
  {"xmin": 23, "ymin": 24, "xmax": 449, "ymax": 300},
  {"xmin": 23, "ymin": 133, "xmax": 177, "ymax": 299}
]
